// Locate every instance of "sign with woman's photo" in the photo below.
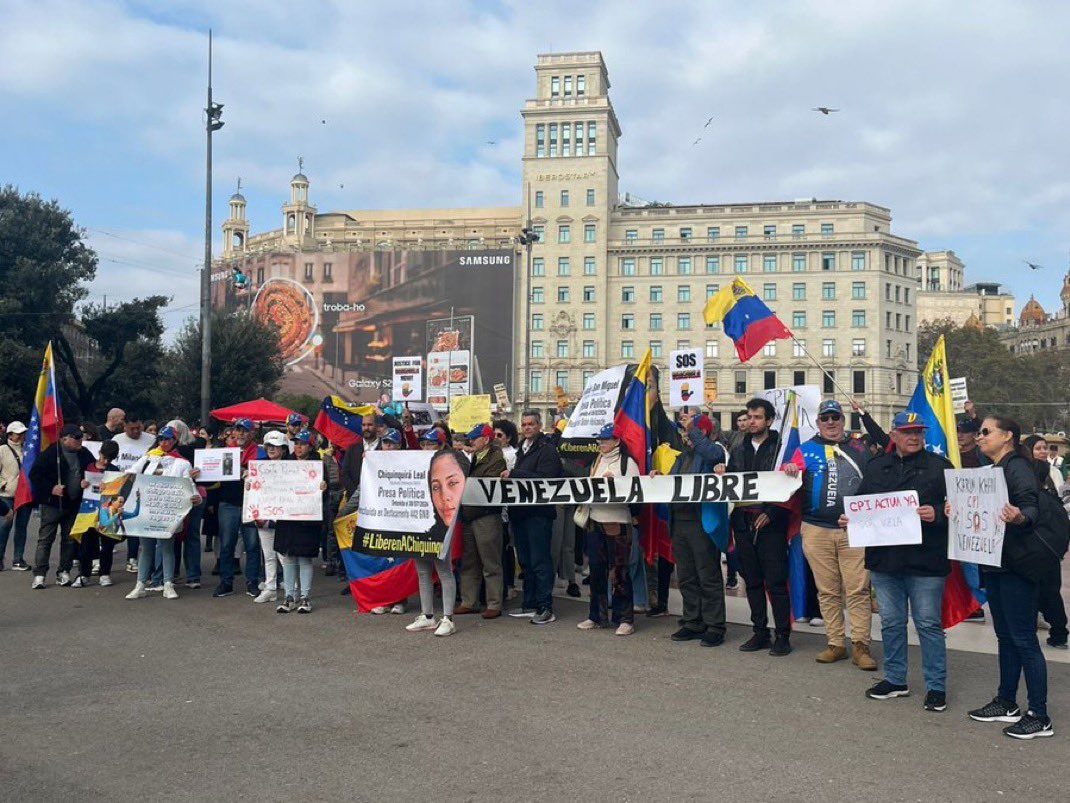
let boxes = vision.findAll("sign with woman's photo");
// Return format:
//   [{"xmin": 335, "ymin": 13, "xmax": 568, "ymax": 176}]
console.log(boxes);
[
  {"xmin": 356, "ymin": 449, "xmax": 465, "ymax": 560},
  {"xmin": 98, "ymin": 472, "xmax": 196, "ymax": 539}
]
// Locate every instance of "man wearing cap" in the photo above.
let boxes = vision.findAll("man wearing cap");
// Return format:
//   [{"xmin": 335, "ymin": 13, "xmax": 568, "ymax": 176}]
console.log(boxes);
[
  {"xmin": 380, "ymin": 428, "xmax": 403, "ymax": 449},
  {"xmin": 503, "ymin": 410, "xmax": 564, "ymax": 624},
  {"xmin": 420, "ymin": 429, "xmax": 447, "ymax": 451},
  {"xmin": 842, "ymin": 411, "xmax": 953, "ymax": 713},
  {"xmin": 456, "ymin": 424, "xmax": 508, "ymax": 618},
  {"xmin": 285, "ymin": 414, "xmax": 304, "ymax": 452},
  {"xmin": 957, "ymin": 414, "xmax": 990, "ymax": 469},
  {"xmin": 783, "ymin": 400, "xmax": 879, "ymax": 670},
  {"xmin": 667, "ymin": 412, "xmax": 730, "ymax": 647},
  {"xmin": 29, "ymin": 424, "xmax": 96, "ymax": 587},
  {"xmin": 212, "ymin": 418, "xmax": 263, "ymax": 598},
  {"xmin": 0, "ymin": 421, "xmax": 31, "ymax": 571}
]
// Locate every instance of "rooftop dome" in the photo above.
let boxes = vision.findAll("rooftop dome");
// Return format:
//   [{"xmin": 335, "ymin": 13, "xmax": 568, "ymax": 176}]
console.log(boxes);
[
  {"xmin": 1020, "ymin": 295, "xmax": 1047, "ymax": 326},
  {"xmin": 230, "ymin": 192, "xmax": 246, "ymax": 202},
  {"xmin": 291, "ymin": 173, "xmax": 309, "ymax": 184}
]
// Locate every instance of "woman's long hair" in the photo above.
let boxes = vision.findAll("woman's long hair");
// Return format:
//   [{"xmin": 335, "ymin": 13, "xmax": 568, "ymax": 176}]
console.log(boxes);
[
  {"xmin": 987, "ymin": 414, "xmax": 1030, "ymax": 460},
  {"xmin": 1023, "ymin": 434, "xmax": 1058, "ymax": 494},
  {"xmin": 428, "ymin": 448, "xmax": 472, "ymax": 529}
]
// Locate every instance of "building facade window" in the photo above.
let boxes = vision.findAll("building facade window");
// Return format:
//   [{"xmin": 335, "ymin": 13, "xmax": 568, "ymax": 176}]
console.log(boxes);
[
  {"xmin": 822, "ymin": 338, "xmax": 835, "ymax": 357},
  {"xmin": 534, "ymin": 190, "xmax": 544, "ymax": 208},
  {"xmin": 583, "ymin": 223, "xmax": 596, "ymax": 243},
  {"xmin": 822, "ymin": 310, "xmax": 836, "ymax": 328},
  {"xmin": 582, "ymin": 313, "xmax": 595, "ymax": 330},
  {"xmin": 821, "ymin": 223, "xmax": 834, "ymax": 238},
  {"xmin": 677, "ymin": 312, "xmax": 691, "ymax": 330},
  {"xmin": 678, "ymin": 285, "xmax": 691, "ymax": 303},
  {"xmin": 583, "ymin": 285, "xmax": 595, "ymax": 302},
  {"xmin": 621, "ymin": 340, "xmax": 634, "ymax": 359},
  {"xmin": 650, "ymin": 313, "xmax": 663, "ymax": 330},
  {"xmin": 650, "ymin": 286, "xmax": 663, "ymax": 303},
  {"xmin": 763, "ymin": 224, "xmax": 777, "ymax": 240},
  {"xmin": 764, "ymin": 255, "xmax": 777, "ymax": 272},
  {"xmin": 821, "ymin": 252, "xmax": 836, "ymax": 271},
  {"xmin": 583, "ymin": 257, "xmax": 596, "ymax": 275},
  {"xmin": 852, "ymin": 338, "xmax": 866, "ymax": 356},
  {"xmin": 577, "ymin": 74, "xmax": 586, "ymax": 95},
  {"xmin": 822, "ymin": 282, "xmax": 836, "ymax": 300},
  {"xmin": 763, "ymin": 283, "xmax": 777, "ymax": 301},
  {"xmin": 792, "ymin": 282, "xmax": 806, "ymax": 300},
  {"xmin": 851, "ymin": 281, "xmax": 865, "ymax": 299},
  {"xmin": 852, "ymin": 252, "xmax": 866, "ymax": 271},
  {"xmin": 792, "ymin": 254, "xmax": 806, "ymax": 272},
  {"xmin": 853, "ymin": 370, "xmax": 866, "ymax": 394},
  {"xmin": 531, "ymin": 287, "xmax": 544, "ymax": 304},
  {"xmin": 536, "ymin": 124, "xmax": 546, "ymax": 157},
  {"xmin": 706, "ymin": 256, "xmax": 720, "ymax": 273},
  {"xmin": 532, "ymin": 313, "xmax": 543, "ymax": 330},
  {"xmin": 530, "ymin": 341, "xmax": 543, "ymax": 358},
  {"xmin": 793, "ymin": 339, "xmax": 805, "ymax": 357},
  {"xmin": 764, "ymin": 370, "xmax": 777, "ymax": 389},
  {"xmin": 582, "ymin": 340, "xmax": 596, "ymax": 358},
  {"xmin": 557, "ymin": 257, "xmax": 570, "ymax": 276},
  {"xmin": 529, "ymin": 371, "xmax": 543, "ymax": 393},
  {"xmin": 549, "ymin": 123, "xmax": 558, "ymax": 156},
  {"xmin": 532, "ymin": 224, "xmax": 544, "ymax": 242},
  {"xmin": 707, "ymin": 226, "xmax": 720, "ymax": 242},
  {"xmin": 586, "ymin": 188, "xmax": 595, "ymax": 206},
  {"xmin": 734, "ymin": 255, "xmax": 748, "ymax": 273},
  {"xmin": 792, "ymin": 311, "xmax": 807, "ymax": 328},
  {"xmin": 587, "ymin": 121, "xmax": 596, "ymax": 154},
  {"xmin": 706, "ymin": 283, "xmax": 720, "ymax": 299},
  {"xmin": 621, "ymin": 286, "xmax": 635, "ymax": 303},
  {"xmin": 557, "ymin": 286, "xmax": 570, "ymax": 303},
  {"xmin": 556, "ymin": 369, "xmax": 569, "ymax": 392},
  {"xmin": 650, "ymin": 340, "xmax": 663, "ymax": 359},
  {"xmin": 556, "ymin": 340, "xmax": 568, "ymax": 358},
  {"xmin": 735, "ymin": 226, "xmax": 748, "ymax": 241},
  {"xmin": 531, "ymin": 257, "xmax": 545, "ymax": 276},
  {"xmin": 678, "ymin": 256, "xmax": 692, "ymax": 275},
  {"xmin": 680, "ymin": 227, "xmax": 692, "ymax": 241},
  {"xmin": 560, "ymin": 190, "xmax": 570, "ymax": 207},
  {"xmin": 625, "ymin": 229, "xmax": 638, "ymax": 242},
  {"xmin": 621, "ymin": 313, "xmax": 635, "ymax": 330},
  {"xmin": 621, "ymin": 258, "xmax": 636, "ymax": 276},
  {"xmin": 852, "ymin": 310, "xmax": 866, "ymax": 327},
  {"xmin": 763, "ymin": 343, "xmax": 777, "ymax": 357},
  {"xmin": 650, "ymin": 257, "xmax": 664, "ymax": 276},
  {"xmin": 550, "ymin": 76, "xmax": 560, "ymax": 97},
  {"xmin": 653, "ymin": 228, "xmax": 665, "ymax": 242},
  {"xmin": 558, "ymin": 224, "xmax": 570, "ymax": 243},
  {"xmin": 792, "ymin": 224, "xmax": 805, "ymax": 239},
  {"xmin": 735, "ymin": 370, "xmax": 747, "ymax": 394}
]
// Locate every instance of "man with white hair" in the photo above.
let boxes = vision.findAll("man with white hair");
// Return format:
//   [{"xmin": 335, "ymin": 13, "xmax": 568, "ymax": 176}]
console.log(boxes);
[{"xmin": 99, "ymin": 408, "xmax": 125, "ymax": 442}]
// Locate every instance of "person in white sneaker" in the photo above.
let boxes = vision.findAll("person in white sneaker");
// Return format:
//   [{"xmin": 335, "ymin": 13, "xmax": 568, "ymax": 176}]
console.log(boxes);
[
  {"xmin": 0, "ymin": 420, "xmax": 33, "ymax": 572},
  {"xmin": 250, "ymin": 430, "xmax": 289, "ymax": 604},
  {"xmin": 125, "ymin": 427, "xmax": 201, "ymax": 601},
  {"xmin": 71, "ymin": 440, "xmax": 123, "ymax": 589},
  {"xmin": 273, "ymin": 430, "xmax": 326, "ymax": 613}
]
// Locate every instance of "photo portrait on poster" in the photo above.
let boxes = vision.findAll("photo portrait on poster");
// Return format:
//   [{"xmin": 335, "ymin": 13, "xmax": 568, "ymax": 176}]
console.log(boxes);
[
  {"xmin": 356, "ymin": 449, "xmax": 468, "ymax": 560},
  {"xmin": 98, "ymin": 471, "xmax": 195, "ymax": 539}
]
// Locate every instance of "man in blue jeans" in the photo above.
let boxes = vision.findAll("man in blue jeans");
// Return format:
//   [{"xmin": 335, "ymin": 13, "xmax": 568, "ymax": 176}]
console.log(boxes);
[
  {"xmin": 841, "ymin": 412, "xmax": 952, "ymax": 713},
  {"xmin": 212, "ymin": 419, "xmax": 262, "ymax": 597},
  {"xmin": 503, "ymin": 411, "xmax": 563, "ymax": 625}
]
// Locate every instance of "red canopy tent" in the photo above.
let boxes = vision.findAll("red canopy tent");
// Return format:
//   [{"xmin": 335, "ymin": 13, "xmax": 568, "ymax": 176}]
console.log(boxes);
[{"xmin": 210, "ymin": 398, "xmax": 305, "ymax": 425}]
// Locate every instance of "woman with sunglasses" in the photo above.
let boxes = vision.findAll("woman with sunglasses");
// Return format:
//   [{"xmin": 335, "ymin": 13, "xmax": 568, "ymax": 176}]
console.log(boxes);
[{"xmin": 966, "ymin": 416, "xmax": 1053, "ymax": 739}]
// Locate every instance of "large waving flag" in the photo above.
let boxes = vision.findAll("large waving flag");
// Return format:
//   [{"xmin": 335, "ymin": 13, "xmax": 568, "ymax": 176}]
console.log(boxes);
[
  {"xmin": 908, "ymin": 336, "xmax": 980, "ymax": 626},
  {"xmin": 314, "ymin": 396, "xmax": 375, "ymax": 449},
  {"xmin": 15, "ymin": 342, "xmax": 63, "ymax": 509},
  {"xmin": 703, "ymin": 277, "xmax": 793, "ymax": 362}
]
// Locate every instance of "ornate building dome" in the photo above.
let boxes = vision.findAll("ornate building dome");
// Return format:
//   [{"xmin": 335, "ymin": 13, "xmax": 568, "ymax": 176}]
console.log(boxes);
[{"xmin": 1020, "ymin": 295, "xmax": 1047, "ymax": 326}]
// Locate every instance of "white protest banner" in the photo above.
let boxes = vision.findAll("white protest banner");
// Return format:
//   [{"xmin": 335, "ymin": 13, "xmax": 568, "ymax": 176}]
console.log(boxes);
[
  {"xmin": 562, "ymin": 364, "xmax": 628, "ymax": 440},
  {"xmin": 758, "ymin": 385, "xmax": 821, "ymax": 444},
  {"xmin": 98, "ymin": 472, "xmax": 195, "ymax": 539},
  {"xmin": 950, "ymin": 377, "xmax": 969, "ymax": 415},
  {"xmin": 112, "ymin": 437, "xmax": 151, "ymax": 471},
  {"xmin": 194, "ymin": 447, "xmax": 241, "ymax": 482},
  {"xmin": 242, "ymin": 460, "xmax": 324, "ymax": 523},
  {"xmin": 356, "ymin": 449, "xmax": 463, "ymax": 560},
  {"xmin": 669, "ymin": 348, "xmax": 704, "ymax": 409},
  {"xmin": 462, "ymin": 471, "xmax": 801, "ymax": 507},
  {"xmin": 392, "ymin": 355, "xmax": 423, "ymax": 402},
  {"xmin": 844, "ymin": 491, "xmax": 922, "ymax": 548},
  {"xmin": 945, "ymin": 467, "xmax": 1008, "ymax": 567}
]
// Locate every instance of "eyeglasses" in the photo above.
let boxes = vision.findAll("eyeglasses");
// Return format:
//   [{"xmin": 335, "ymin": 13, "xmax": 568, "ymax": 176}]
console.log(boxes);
[
  {"xmin": 818, "ymin": 414, "xmax": 843, "ymax": 423},
  {"xmin": 978, "ymin": 427, "xmax": 998, "ymax": 437}
]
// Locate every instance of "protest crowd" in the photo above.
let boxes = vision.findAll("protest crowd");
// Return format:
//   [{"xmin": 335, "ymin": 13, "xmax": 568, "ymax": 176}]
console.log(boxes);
[{"xmin": 1, "ymin": 329, "xmax": 1068, "ymax": 744}]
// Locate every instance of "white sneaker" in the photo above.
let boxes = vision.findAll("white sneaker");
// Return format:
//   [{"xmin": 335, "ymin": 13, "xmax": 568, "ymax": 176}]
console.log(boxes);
[
  {"xmin": 405, "ymin": 614, "xmax": 438, "ymax": 632},
  {"xmin": 91, "ymin": 559, "xmax": 101, "ymax": 576},
  {"xmin": 99, "ymin": 575, "xmax": 113, "ymax": 587},
  {"xmin": 577, "ymin": 619, "xmax": 602, "ymax": 630},
  {"xmin": 186, "ymin": 580, "xmax": 201, "ymax": 589},
  {"xmin": 809, "ymin": 617, "xmax": 825, "ymax": 627},
  {"xmin": 253, "ymin": 588, "xmax": 277, "ymax": 604},
  {"xmin": 615, "ymin": 622, "xmax": 635, "ymax": 636},
  {"xmin": 57, "ymin": 571, "xmax": 71, "ymax": 586},
  {"xmin": 126, "ymin": 582, "xmax": 147, "ymax": 600},
  {"xmin": 370, "ymin": 606, "xmax": 390, "ymax": 615},
  {"xmin": 125, "ymin": 559, "xmax": 138, "ymax": 574},
  {"xmin": 31, "ymin": 575, "xmax": 46, "ymax": 590},
  {"xmin": 145, "ymin": 582, "xmax": 164, "ymax": 592},
  {"xmin": 434, "ymin": 617, "xmax": 456, "ymax": 637},
  {"xmin": 390, "ymin": 603, "xmax": 407, "ymax": 615},
  {"xmin": 70, "ymin": 576, "xmax": 89, "ymax": 588},
  {"xmin": 258, "ymin": 581, "xmax": 266, "ymax": 591},
  {"xmin": 163, "ymin": 582, "xmax": 179, "ymax": 600}
]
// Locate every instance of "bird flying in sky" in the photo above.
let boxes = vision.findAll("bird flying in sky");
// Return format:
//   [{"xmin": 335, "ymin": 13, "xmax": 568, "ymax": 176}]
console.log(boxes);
[
  {"xmin": 703, "ymin": 116, "xmax": 714, "ymax": 128},
  {"xmin": 812, "ymin": 107, "xmax": 840, "ymax": 115},
  {"xmin": 1024, "ymin": 260, "xmax": 1044, "ymax": 270}
]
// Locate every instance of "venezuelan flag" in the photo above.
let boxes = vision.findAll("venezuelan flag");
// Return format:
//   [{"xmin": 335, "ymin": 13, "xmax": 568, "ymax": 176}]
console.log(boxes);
[
  {"xmin": 703, "ymin": 277, "xmax": 793, "ymax": 362},
  {"xmin": 314, "ymin": 396, "xmax": 375, "ymax": 449},
  {"xmin": 16, "ymin": 342, "xmax": 63, "ymax": 509}
]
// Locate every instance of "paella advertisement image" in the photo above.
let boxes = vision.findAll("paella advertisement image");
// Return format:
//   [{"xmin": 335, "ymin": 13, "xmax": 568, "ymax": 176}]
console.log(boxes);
[
  {"xmin": 355, "ymin": 450, "xmax": 464, "ymax": 561},
  {"xmin": 213, "ymin": 249, "xmax": 515, "ymax": 402}
]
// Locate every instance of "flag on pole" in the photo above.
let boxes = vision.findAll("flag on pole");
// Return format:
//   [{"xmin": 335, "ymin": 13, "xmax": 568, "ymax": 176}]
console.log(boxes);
[
  {"xmin": 313, "ymin": 396, "xmax": 376, "ymax": 449},
  {"xmin": 775, "ymin": 392, "xmax": 811, "ymax": 618},
  {"xmin": 15, "ymin": 342, "xmax": 63, "ymax": 509},
  {"xmin": 703, "ymin": 277, "xmax": 793, "ymax": 362}
]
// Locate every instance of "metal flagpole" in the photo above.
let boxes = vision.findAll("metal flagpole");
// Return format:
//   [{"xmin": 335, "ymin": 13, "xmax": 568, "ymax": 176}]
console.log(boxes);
[{"xmin": 788, "ymin": 332, "xmax": 858, "ymax": 405}]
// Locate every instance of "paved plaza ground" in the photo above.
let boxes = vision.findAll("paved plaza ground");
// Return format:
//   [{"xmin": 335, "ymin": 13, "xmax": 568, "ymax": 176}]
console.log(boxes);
[{"xmin": 1, "ymin": 553, "xmax": 1068, "ymax": 803}]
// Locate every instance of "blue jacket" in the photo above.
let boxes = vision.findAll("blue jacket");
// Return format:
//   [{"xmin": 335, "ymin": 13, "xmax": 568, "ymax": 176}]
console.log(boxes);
[{"xmin": 791, "ymin": 434, "xmax": 876, "ymax": 527}]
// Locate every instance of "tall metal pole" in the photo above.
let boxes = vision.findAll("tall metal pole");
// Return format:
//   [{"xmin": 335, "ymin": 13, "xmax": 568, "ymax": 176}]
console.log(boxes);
[
  {"xmin": 522, "ymin": 184, "xmax": 533, "ymax": 408},
  {"xmin": 200, "ymin": 30, "xmax": 223, "ymax": 426}
]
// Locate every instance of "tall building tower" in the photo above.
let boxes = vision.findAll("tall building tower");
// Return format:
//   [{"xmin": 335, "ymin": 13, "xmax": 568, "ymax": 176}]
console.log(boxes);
[
  {"xmin": 518, "ymin": 52, "xmax": 622, "ymax": 403},
  {"xmin": 282, "ymin": 160, "xmax": 317, "ymax": 247},
  {"xmin": 222, "ymin": 179, "xmax": 250, "ymax": 257}
]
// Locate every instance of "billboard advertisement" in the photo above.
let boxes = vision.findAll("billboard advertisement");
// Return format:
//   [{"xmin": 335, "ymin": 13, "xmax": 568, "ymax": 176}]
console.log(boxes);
[{"xmin": 212, "ymin": 249, "xmax": 515, "ymax": 404}]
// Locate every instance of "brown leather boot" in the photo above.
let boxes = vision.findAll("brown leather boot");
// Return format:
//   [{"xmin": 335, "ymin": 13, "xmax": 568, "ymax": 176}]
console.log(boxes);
[
  {"xmin": 815, "ymin": 644, "xmax": 848, "ymax": 663},
  {"xmin": 852, "ymin": 641, "xmax": 877, "ymax": 671}
]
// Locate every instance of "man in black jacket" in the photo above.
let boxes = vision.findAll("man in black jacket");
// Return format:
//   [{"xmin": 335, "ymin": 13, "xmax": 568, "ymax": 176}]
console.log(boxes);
[
  {"xmin": 843, "ymin": 411, "xmax": 952, "ymax": 713},
  {"xmin": 29, "ymin": 424, "xmax": 96, "ymax": 588},
  {"xmin": 721, "ymin": 398, "xmax": 792, "ymax": 656},
  {"xmin": 503, "ymin": 410, "xmax": 563, "ymax": 624}
]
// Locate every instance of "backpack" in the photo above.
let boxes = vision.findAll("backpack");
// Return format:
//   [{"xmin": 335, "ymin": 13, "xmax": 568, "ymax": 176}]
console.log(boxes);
[{"xmin": 1002, "ymin": 487, "xmax": 1068, "ymax": 583}]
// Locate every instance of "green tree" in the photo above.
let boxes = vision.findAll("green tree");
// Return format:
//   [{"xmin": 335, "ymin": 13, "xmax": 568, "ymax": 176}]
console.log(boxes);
[
  {"xmin": 0, "ymin": 186, "xmax": 96, "ymax": 419},
  {"xmin": 275, "ymin": 394, "xmax": 322, "ymax": 420},
  {"xmin": 159, "ymin": 309, "xmax": 284, "ymax": 424}
]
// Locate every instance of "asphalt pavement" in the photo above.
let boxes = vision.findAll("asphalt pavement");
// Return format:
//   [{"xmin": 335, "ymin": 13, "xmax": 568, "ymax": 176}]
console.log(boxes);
[{"xmin": 1, "ymin": 552, "xmax": 1067, "ymax": 803}]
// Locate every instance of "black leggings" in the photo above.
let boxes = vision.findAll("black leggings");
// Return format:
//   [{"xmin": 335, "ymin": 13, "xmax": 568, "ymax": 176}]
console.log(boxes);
[{"xmin": 77, "ymin": 531, "xmax": 119, "ymax": 578}]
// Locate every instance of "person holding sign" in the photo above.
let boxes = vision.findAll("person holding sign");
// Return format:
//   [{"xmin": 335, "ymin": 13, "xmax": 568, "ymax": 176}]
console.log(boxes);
[
  {"xmin": 842, "ymin": 412, "xmax": 952, "ymax": 713},
  {"xmin": 966, "ymin": 416, "xmax": 1054, "ymax": 739},
  {"xmin": 213, "ymin": 419, "xmax": 263, "ymax": 599},
  {"xmin": 251, "ymin": 431, "xmax": 290, "ymax": 605},
  {"xmin": 783, "ymin": 400, "xmax": 878, "ymax": 671},
  {"xmin": 274, "ymin": 431, "xmax": 327, "ymax": 614},
  {"xmin": 456, "ymin": 424, "xmax": 507, "ymax": 619}
]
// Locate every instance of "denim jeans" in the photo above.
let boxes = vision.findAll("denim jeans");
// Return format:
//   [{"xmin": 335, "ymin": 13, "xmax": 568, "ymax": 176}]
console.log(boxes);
[
  {"xmin": 871, "ymin": 571, "xmax": 946, "ymax": 692},
  {"xmin": 630, "ymin": 532, "xmax": 649, "ymax": 609},
  {"xmin": 218, "ymin": 502, "xmax": 261, "ymax": 589},
  {"xmin": 0, "ymin": 498, "xmax": 31, "ymax": 563},
  {"xmin": 183, "ymin": 502, "xmax": 205, "ymax": 583},
  {"xmin": 127, "ymin": 536, "xmax": 140, "ymax": 562},
  {"xmin": 987, "ymin": 571, "xmax": 1048, "ymax": 718},
  {"xmin": 137, "ymin": 537, "xmax": 175, "ymax": 584},
  {"xmin": 280, "ymin": 555, "xmax": 314, "ymax": 600},
  {"xmin": 513, "ymin": 516, "xmax": 554, "ymax": 612}
]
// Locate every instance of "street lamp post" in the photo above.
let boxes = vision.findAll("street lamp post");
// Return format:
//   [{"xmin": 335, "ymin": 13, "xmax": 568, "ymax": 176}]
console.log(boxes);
[
  {"xmin": 200, "ymin": 29, "xmax": 224, "ymax": 426},
  {"xmin": 517, "ymin": 221, "xmax": 538, "ymax": 408}
]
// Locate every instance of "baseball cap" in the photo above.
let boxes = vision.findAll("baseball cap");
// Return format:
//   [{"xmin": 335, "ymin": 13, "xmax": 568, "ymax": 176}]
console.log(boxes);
[
  {"xmin": 692, "ymin": 414, "xmax": 714, "ymax": 436},
  {"xmin": 6, "ymin": 420, "xmax": 27, "ymax": 434},
  {"xmin": 421, "ymin": 429, "xmax": 446, "ymax": 445},
  {"xmin": 465, "ymin": 423, "xmax": 493, "ymax": 442},
  {"xmin": 818, "ymin": 400, "xmax": 843, "ymax": 417},
  {"xmin": 596, "ymin": 422, "xmax": 617, "ymax": 440},
  {"xmin": 287, "ymin": 413, "xmax": 303, "ymax": 426},
  {"xmin": 60, "ymin": 424, "xmax": 83, "ymax": 439},
  {"xmin": 892, "ymin": 412, "xmax": 928, "ymax": 431},
  {"xmin": 293, "ymin": 430, "xmax": 313, "ymax": 444},
  {"xmin": 263, "ymin": 430, "xmax": 288, "ymax": 447},
  {"xmin": 157, "ymin": 425, "xmax": 179, "ymax": 441},
  {"xmin": 382, "ymin": 428, "xmax": 402, "ymax": 445},
  {"xmin": 957, "ymin": 418, "xmax": 980, "ymax": 434},
  {"xmin": 234, "ymin": 418, "xmax": 254, "ymax": 431}
]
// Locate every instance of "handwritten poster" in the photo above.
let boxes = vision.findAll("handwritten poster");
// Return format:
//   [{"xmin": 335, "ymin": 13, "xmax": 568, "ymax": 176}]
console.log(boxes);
[
  {"xmin": 844, "ymin": 490, "xmax": 922, "ymax": 548},
  {"xmin": 669, "ymin": 348, "xmax": 704, "ymax": 409},
  {"xmin": 392, "ymin": 355, "xmax": 423, "ymax": 402},
  {"xmin": 945, "ymin": 467, "xmax": 1008, "ymax": 567},
  {"xmin": 449, "ymin": 394, "xmax": 491, "ymax": 435},
  {"xmin": 242, "ymin": 460, "xmax": 323, "ymax": 523}
]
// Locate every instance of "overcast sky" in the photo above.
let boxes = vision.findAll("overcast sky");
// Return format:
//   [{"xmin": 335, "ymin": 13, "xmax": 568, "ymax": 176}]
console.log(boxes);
[{"xmin": 2, "ymin": 0, "xmax": 1067, "ymax": 335}]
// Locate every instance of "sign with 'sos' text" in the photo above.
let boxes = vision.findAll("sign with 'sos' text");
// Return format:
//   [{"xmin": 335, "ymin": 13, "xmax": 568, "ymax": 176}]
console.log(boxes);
[
  {"xmin": 669, "ymin": 348, "xmax": 704, "ymax": 409},
  {"xmin": 945, "ymin": 467, "xmax": 1008, "ymax": 567},
  {"xmin": 844, "ymin": 490, "xmax": 923, "ymax": 548},
  {"xmin": 242, "ymin": 460, "xmax": 324, "ymax": 523}
]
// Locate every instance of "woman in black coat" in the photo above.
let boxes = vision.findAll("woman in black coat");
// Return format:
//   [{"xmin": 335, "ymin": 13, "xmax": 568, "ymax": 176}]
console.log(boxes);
[
  {"xmin": 966, "ymin": 415, "xmax": 1053, "ymax": 739},
  {"xmin": 275, "ymin": 431, "xmax": 328, "ymax": 614}
]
